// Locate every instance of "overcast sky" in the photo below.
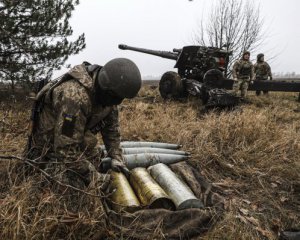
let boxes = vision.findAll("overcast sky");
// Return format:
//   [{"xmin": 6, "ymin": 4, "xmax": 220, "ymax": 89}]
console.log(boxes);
[{"xmin": 54, "ymin": 0, "xmax": 300, "ymax": 79}]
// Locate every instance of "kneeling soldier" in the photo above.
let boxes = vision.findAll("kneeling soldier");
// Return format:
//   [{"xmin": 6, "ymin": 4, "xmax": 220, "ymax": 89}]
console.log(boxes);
[{"xmin": 26, "ymin": 58, "xmax": 141, "ymax": 189}]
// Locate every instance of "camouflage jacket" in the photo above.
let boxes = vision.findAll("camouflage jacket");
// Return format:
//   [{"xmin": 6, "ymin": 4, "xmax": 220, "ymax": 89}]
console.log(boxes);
[
  {"xmin": 31, "ymin": 64, "xmax": 122, "ymax": 164},
  {"xmin": 254, "ymin": 61, "xmax": 272, "ymax": 80},
  {"xmin": 232, "ymin": 59, "xmax": 254, "ymax": 80}
]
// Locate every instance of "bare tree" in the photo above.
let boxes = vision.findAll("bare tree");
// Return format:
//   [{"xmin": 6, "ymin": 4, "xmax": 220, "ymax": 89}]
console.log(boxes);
[{"xmin": 194, "ymin": 0, "xmax": 264, "ymax": 77}]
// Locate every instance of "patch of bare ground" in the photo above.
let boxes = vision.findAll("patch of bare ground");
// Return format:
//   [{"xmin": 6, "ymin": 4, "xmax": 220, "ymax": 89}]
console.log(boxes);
[{"xmin": 0, "ymin": 87, "xmax": 299, "ymax": 239}]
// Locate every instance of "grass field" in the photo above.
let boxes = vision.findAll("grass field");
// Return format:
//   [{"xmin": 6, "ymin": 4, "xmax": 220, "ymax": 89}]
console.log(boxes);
[{"xmin": 0, "ymin": 87, "xmax": 299, "ymax": 239}]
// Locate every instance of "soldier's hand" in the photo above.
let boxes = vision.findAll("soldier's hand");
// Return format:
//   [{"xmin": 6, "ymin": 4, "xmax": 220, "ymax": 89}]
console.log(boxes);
[
  {"xmin": 269, "ymin": 76, "xmax": 273, "ymax": 80},
  {"xmin": 250, "ymin": 80, "xmax": 254, "ymax": 84},
  {"xmin": 111, "ymin": 159, "xmax": 130, "ymax": 178},
  {"xmin": 233, "ymin": 77, "xmax": 238, "ymax": 82}
]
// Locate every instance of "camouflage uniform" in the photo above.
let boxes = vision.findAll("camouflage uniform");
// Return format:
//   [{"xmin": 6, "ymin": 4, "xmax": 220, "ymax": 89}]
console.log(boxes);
[
  {"xmin": 254, "ymin": 55, "xmax": 272, "ymax": 95},
  {"xmin": 232, "ymin": 57, "xmax": 254, "ymax": 97},
  {"xmin": 29, "ymin": 64, "xmax": 122, "ymax": 189}
]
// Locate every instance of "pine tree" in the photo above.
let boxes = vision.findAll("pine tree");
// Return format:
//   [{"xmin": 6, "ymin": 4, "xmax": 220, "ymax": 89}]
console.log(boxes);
[{"xmin": 0, "ymin": 0, "xmax": 86, "ymax": 89}]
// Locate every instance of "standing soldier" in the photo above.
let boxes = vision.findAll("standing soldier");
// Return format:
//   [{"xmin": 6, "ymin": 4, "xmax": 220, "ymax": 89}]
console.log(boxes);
[
  {"xmin": 25, "ymin": 58, "xmax": 141, "ymax": 191},
  {"xmin": 232, "ymin": 51, "xmax": 254, "ymax": 98},
  {"xmin": 254, "ymin": 53, "xmax": 272, "ymax": 95}
]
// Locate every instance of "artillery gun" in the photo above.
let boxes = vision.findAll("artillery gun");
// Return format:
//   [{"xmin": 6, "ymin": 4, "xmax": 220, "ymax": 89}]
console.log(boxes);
[
  {"xmin": 119, "ymin": 44, "xmax": 232, "ymax": 100},
  {"xmin": 119, "ymin": 44, "xmax": 300, "ymax": 104}
]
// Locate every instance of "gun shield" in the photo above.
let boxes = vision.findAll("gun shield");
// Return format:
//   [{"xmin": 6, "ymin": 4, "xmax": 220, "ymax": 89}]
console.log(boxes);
[
  {"xmin": 149, "ymin": 163, "xmax": 204, "ymax": 210},
  {"xmin": 109, "ymin": 172, "xmax": 140, "ymax": 212},
  {"xmin": 130, "ymin": 168, "xmax": 175, "ymax": 210}
]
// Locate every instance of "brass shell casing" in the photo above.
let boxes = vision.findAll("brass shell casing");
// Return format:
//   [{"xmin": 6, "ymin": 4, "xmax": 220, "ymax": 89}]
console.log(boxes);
[
  {"xmin": 109, "ymin": 172, "xmax": 140, "ymax": 212},
  {"xmin": 149, "ymin": 163, "xmax": 204, "ymax": 210},
  {"xmin": 130, "ymin": 168, "xmax": 175, "ymax": 210}
]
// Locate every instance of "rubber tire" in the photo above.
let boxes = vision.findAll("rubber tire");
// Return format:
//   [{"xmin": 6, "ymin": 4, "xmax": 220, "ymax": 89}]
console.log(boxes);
[{"xmin": 159, "ymin": 71, "xmax": 184, "ymax": 99}]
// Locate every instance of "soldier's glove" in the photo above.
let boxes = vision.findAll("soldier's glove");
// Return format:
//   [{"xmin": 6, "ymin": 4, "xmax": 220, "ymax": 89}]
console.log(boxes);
[
  {"xmin": 269, "ymin": 76, "xmax": 273, "ymax": 80},
  {"xmin": 111, "ymin": 159, "xmax": 130, "ymax": 178}
]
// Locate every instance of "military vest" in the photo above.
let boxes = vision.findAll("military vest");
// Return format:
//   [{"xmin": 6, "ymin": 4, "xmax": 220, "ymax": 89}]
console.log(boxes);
[
  {"xmin": 255, "ymin": 62, "xmax": 269, "ymax": 79},
  {"xmin": 238, "ymin": 60, "xmax": 252, "ymax": 78}
]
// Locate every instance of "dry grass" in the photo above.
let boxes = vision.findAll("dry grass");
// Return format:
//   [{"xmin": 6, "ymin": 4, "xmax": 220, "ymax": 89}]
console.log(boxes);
[{"xmin": 0, "ymin": 87, "xmax": 300, "ymax": 239}]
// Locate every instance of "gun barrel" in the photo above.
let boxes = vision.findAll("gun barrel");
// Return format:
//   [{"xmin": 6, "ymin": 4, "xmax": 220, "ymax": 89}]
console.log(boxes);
[
  {"xmin": 173, "ymin": 48, "xmax": 182, "ymax": 53},
  {"xmin": 119, "ymin": 44, "xmax": 178, "ymax": 60}
]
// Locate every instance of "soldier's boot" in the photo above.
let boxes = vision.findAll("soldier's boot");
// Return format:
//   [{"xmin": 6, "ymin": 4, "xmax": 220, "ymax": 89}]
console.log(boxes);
[
  {"xmin": 241, "ymin": 80, "xmax": 250, "ymax": 98},
  {"xmin": 263, "ymin": 91, "xmax": 269, "ymax": 95},
  {"xmin": 256, "ymin": 90, "xmax": 261, "ymax": 96}
]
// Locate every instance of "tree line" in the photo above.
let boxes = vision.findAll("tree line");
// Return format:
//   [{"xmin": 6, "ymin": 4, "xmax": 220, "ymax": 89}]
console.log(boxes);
[{"xmin": 0, "ymin": 0, "xmax": 85, "ymax": 90}]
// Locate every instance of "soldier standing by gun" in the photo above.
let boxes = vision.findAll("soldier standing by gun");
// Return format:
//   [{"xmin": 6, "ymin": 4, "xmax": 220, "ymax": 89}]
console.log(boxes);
[
  {"xmin": 232, "ymin": 51, "xmax": 254, "ymax": 98},
  {"xmin": 254, "ymin": 53, "xmax": 272, "ymax": 95},
  {"xmin": 25, "ymin": 58, "xmax": 141, "ymax": 191}
]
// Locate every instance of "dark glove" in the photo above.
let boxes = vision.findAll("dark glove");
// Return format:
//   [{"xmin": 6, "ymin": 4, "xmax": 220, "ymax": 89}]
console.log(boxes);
[
  {"xmin": 111, "ymin": 159, "xmax": 130, "ymax": 178},
  {"xmin": 269, "ymin": 76, "xmax": 273, "ymax": 80}
]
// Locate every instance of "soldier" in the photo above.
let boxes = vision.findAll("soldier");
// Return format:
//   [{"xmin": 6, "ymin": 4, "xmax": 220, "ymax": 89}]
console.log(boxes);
[
  {"xmin": 26, "ymin": 58, "xmax": 141, "ymax": 190},
  {"xmin": 254, "ymin": 53, "xmax": 272, "ymax": 95},
  {"xmin": 232, "ymin": 51, "xmax": 254, "ymax": 98}
]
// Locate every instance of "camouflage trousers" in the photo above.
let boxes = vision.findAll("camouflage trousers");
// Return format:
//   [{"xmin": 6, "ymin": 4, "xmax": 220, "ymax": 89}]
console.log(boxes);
[
  {"xmin": 25, "ymin": 146, "xmax": 109, "ymax": 192},
  {"xmin": 232, "ymin": 78, "xmax": 250, "ymax": 97},
  {"xmin": 255, "ymin": 78, "xmax": 269, "ymax": 95},
  {"xmin": 22, "ymin": 146, "xmax": 110, "ymax": 211},
  {"xmin": 45, "ymin": 159, "xmax": 109, "ymax": 212}
]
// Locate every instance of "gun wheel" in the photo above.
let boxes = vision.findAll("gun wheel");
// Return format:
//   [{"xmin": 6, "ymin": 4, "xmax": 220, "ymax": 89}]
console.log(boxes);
[{"xmin": 159, "ymin": 71, "xmax": 184, "ymax": 99}]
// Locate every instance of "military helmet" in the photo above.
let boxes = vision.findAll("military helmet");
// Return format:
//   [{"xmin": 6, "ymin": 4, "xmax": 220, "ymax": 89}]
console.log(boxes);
[
  {"xmin": 96, "ymin": 58, "xmax": 141, "ymax": 99},
  {"xmin": 243, "ymin": 51, "xmax": 250, "ymax": 56},
  {"xmin": 257, "ymin": 53, "xmax": 264, "ymax": 61}
]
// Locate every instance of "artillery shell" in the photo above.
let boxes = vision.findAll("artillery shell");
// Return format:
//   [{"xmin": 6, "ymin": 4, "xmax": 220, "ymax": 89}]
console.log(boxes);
[
  {"xmin": 125, "ymin": 153, "xmax": 188, "ymax": 169},
  {"xmin": 149, "ymin": 163, "xmax": 204, "ymax": 210},
  {"xmin": 130, "ymin": 168, "xmax": 175, "ymax": 210},
  {"xmin": 109, "ymin": 171, "xmax": 140, "ymax": 212},
  {"xmin": 99, "ymin": 153, "xmax": 188, "ymax": 172},
  {"xmin": 120, "ymin": 141, "xmax": 181, "ymax": 149},
  {"xmin": 122, "ymin": 147, "xmax": 189, "ymax": 156}
]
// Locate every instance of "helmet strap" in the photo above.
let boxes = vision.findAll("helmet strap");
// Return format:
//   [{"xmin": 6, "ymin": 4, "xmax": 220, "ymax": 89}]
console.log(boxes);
[{"xmin": 94, "ymin": 82, "xmax": 123, "ymax": 106}]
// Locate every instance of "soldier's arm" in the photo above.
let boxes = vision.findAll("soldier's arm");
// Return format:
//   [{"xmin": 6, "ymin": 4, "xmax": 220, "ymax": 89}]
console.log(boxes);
[
  {"xmin": 100, "ymin": 106, "xmax": 123, "ymax": 161},
  {"xmin": 266, "ymin": 62, "xmax": 272, "ymax": 79},
  {"xmin": 52, "ymin": 83, "xmax": 91, "ymax": 163},
  {"xmin": 253, "ymin": 63, "xmax": 257, "ymax": 80},
  {"xmin": 250, "ymin": 63, "xmax": 255, "ymax": 81},
  {"xmin": 232, "ymin": 61, "xmax": 239, "ymax": 79}
]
